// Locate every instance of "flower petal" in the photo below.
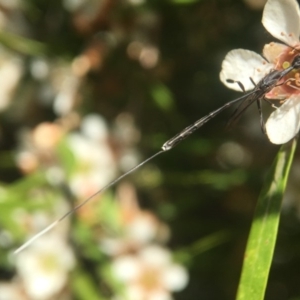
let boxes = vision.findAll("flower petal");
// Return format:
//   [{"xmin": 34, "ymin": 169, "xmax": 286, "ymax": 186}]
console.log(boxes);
[
  {"xmin": 263, "ymin": 42, "xmax": 289, "ymax": 65},
  {"xmin": 162, "ymin": 264, "xmax": 189, "ymax": 292},
  {"xmin": 220, "ymin": 49, "xmax": 272, "ymax": 92},
  {"xmin": 262, "ymin": 0, "xmax": 300, "ymax": 46},
  {"xmin": 140, "ymin": 246, "xmax": 171, "ymax": 267},
  {"xmin": 111, "ymin": 255, "xmax": 141, "ymax": 282},
  {"xmin": 266, "ymin": 95, "xmax": 300, "ymax": 144}
]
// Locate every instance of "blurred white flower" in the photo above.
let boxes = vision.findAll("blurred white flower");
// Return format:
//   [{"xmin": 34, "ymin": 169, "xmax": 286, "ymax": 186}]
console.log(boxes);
[
  {"xmin": 111, "ymin": 245, "xmax": 188, "ymax": 300},
  {"xmin": 113, "ymin": 113, "xmax": 141, "ymax": 146},
  {"xmin": 32, "ymin": 122, "xmax": 63, "ymax": 150},
  {"xmin": 30, "ymin": 58, "xmax": 50, "ymax": 81},
  {"xmin": 139, "ymin": 45, "xmax": 159, "ymax": 69},
  {"xmin": 0, "ymin": 0, "xmax": 20, "ymax": 10},
  {"xmin": 220, "ymin": 0, "xmax": 300, "ymax": 144},
  {"xmin": 67, "ymin": 114, "xmax": 117, "ymax": 198},
  {"xmin": 15, "ymin": 234, "xmax": 75, "ymax": 300},
  {"xmin": 100, "ymin": 183, "xmax": 169, "ymax": 256},
  {"xmin": 113, "ymin": 113, "xmax": 141, "ymax": 172},
  {"xmin": 15, "ymin": 150, "xmax": 39, "ymax": 174},
  {"xmin": 53, "ymin": 74, "xmax": 80, "ymax": 116},
  {"xmin": 81, "ymin": 114, "xmax": 109, "ymax": 140},
  {"xmin": 15, "ymin": 122, "xmax": 64, "ymax": 174},
  {"xmin": 0, "ymin": 282, "xmax": 26, "ymax": 300},
  {"xmin": 126, "ymin": 42, "xmax": 160, "ymax": 69},
  {"xmin": 41, "ymin": 60, "xmax": 84, "ymax": 115},
  {"xmin": 0, "ymin": 53, "xmax": 23, "ymax": 111}
]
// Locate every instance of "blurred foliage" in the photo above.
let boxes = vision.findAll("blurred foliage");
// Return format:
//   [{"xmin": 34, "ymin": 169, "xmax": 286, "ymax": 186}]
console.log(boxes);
[{"xmin": 1, "ymin": 0, "xmax": 300, "ymax": 300}]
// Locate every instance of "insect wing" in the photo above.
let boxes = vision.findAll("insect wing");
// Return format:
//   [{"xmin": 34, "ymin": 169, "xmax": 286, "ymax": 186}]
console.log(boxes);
[{"xmin": 226, "ymin": 93, "xmax": 259, "ymax": 130}]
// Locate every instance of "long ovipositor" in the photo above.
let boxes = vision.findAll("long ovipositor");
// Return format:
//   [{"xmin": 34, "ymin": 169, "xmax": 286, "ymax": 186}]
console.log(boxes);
[{"xmin": 14, "ymin": 54, "xmax": 300, "ymax": 255}]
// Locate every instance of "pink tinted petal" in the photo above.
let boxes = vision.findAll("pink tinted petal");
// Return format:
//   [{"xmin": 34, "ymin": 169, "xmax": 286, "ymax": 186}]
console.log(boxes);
[
  {"xmin": 266, "ymin": 96, "xmax": 300, "ymax": 144},
  {"xmin": 263, "ymin": 42, "xmax": 289, "ymax": 65},
  {"xmin": 220, "ymin": 49, "xmax": 272, "ymax": 92},
  {"xmin": 262, "ymin": 0, "xmax": 300, "ymax": 46},
  {"xmin": 148, "ymin": 290, "xmax": 173, "ymax": 300}
]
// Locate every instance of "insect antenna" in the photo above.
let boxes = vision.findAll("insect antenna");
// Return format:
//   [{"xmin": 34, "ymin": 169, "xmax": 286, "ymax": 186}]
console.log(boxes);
[{"xmin": 14, "ymin": 150, "xmax": 165, "ymax": 254}]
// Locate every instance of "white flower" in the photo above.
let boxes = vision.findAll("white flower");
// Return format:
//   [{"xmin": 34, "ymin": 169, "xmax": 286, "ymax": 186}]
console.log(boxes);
[
  {"xmin": 220, "ymin": 0, "xmax": 300, "ymax": 144},
  {"xmin": 0, "ymin": 282, "xmax": 26, "ymax": 300},
  {"xmin": 15, "ymin": 234, "xmax": 75, "ymax": 300},
  {"xmin": 0, "ymin": 53, "xmax": 23, "ymax": 111},
  {"xmin": 111, "ymin": 245, "xmax": 188, "ymax": 300},
  {"xmin": 220, "ymin": 49, "xmax": 274, "ymax": 92},
  {"xmin": 99, "ymin": 183, "xmax": 169, "ymax": 256},
  {"xmin": 67, "ymin": 114, "xmax": 117, "ymax": 198},
  {"xmin": 262, "ymin": 0, "xmax": 300, "ymax": 47}
]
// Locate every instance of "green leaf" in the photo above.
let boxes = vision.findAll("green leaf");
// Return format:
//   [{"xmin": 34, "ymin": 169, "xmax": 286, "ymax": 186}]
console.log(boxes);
[
  {"xmin": 56, "ymin": 139, "xmax": 76, "ymax": 177},
  {"xmin": 72, "ymin": 269, "xmax": 106, "ymax": 300},
  {"xmin": 236, "ymin": 138, "xmax": 297, "ymax": 300},
  {"xmin": 151, "ymin": 83, "xmax": 174, "ymax": 111},
  {"xmin": 175, "ymin": 230, "xmax": 232, "ymax": 265},
  {"xmin": 0, "ymin": 31, "xmax": 46, "ymax": 55}
]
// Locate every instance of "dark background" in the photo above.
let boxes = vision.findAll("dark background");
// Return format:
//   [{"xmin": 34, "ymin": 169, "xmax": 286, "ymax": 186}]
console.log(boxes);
[{"xmin": 1, "ymin": 0, "xmax": 300, "ymax": 299}]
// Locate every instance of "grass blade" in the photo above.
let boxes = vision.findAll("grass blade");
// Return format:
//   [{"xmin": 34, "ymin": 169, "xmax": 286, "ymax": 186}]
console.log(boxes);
[{"xmin": 236, "ymin": 138, "xmax": 297, "ymax": 300}]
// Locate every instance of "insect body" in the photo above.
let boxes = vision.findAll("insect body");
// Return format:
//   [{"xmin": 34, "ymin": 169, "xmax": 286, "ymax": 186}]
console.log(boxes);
[
  {"xmin": 14, "ymin": 55, "xmax": 300, "ymax": 254},
  {"xmin": 163, "ymin": 55, "xmax": 300, "ymax": 150}
]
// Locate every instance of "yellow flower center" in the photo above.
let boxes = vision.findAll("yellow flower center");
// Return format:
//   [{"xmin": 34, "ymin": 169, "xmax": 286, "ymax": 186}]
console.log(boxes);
[{"xmin": 276, "ymin": 50, "xmax": 300, "ymax": 94}]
